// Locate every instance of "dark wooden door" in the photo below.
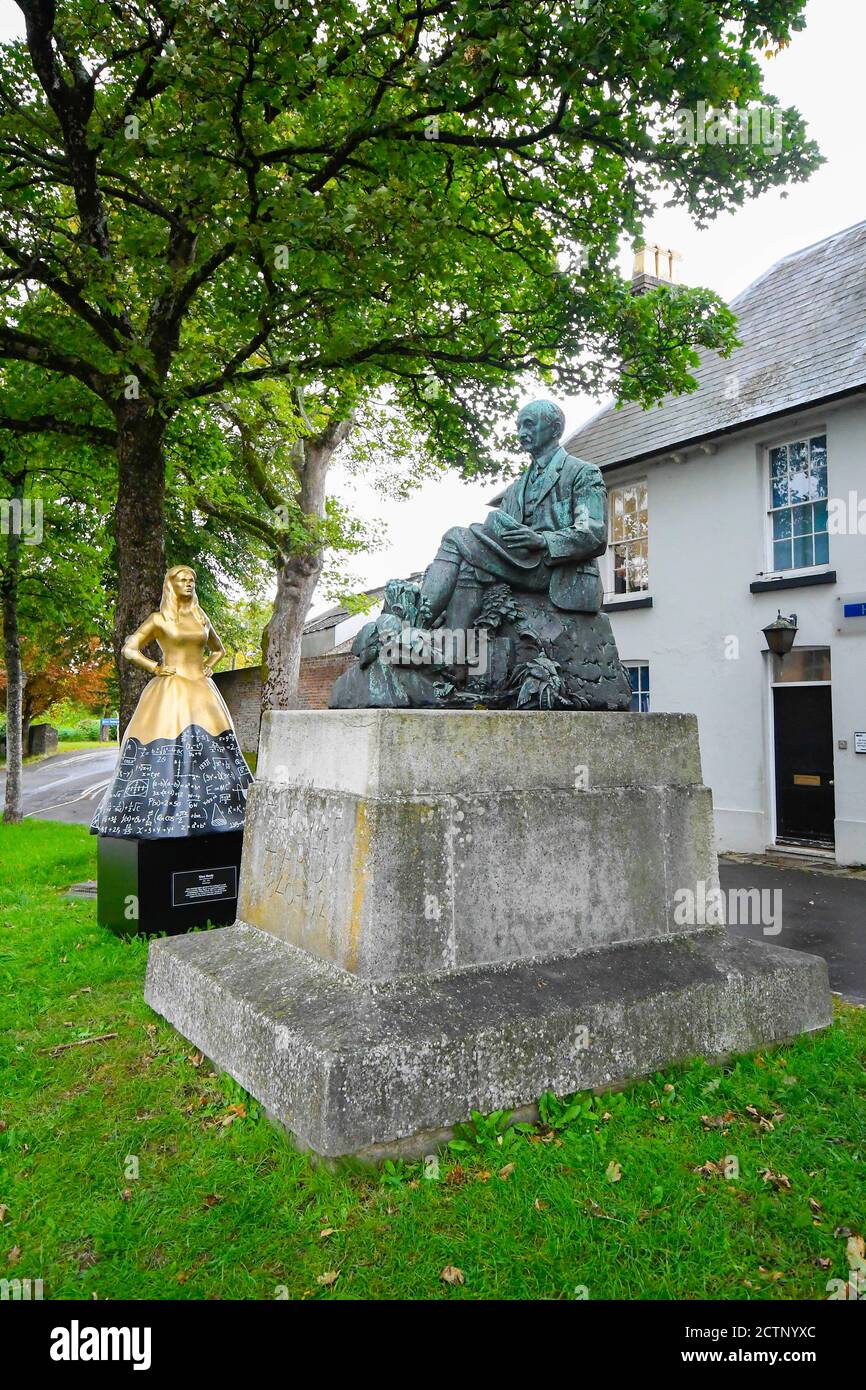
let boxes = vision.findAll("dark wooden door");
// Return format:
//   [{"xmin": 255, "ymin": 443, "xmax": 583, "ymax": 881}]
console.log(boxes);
[{"xmin": 773, "ymin": 684, "xmax": 835, "ymax": 846}]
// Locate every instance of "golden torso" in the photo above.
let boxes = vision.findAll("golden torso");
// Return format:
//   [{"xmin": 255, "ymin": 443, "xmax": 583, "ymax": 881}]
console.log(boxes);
[{"xmin": 154, "ymin": 616, "xmax": 211, "ymax": 680}]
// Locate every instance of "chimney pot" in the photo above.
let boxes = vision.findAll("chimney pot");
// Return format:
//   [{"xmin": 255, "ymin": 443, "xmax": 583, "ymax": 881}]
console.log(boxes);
[{"xmin": 631, "ymin": 243, "xmax": 682, "ymax": 295}]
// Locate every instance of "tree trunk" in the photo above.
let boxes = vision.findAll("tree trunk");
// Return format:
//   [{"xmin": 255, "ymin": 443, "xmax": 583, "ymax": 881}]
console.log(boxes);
[
  {"xmin": 2, "ymin": 469, "xmax": 25, "ymax": 823},
  {"xmin": 259, "ymin": 422, "xmax": 352, "ymax": 712},
  {"xmin": 261, "ymin": 552, "xmax": 323, "ymax": 711},
  {"xmin": 114, "ymin": 404, "xmax": 167, "ymax": 735}
]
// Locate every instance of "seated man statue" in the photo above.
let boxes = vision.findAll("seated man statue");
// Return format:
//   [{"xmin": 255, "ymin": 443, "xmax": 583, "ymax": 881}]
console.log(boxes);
[
  {"xmin": 419, "ymin": 398, "xmax": 607, "ymax": 631},
  {"xmin": 330, "ymin": 396, "xmax": 632, "ymax": 711}
]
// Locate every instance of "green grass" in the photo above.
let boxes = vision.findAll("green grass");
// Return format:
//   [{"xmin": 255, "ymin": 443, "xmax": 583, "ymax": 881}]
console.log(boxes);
[{"xmin": 1, "ymin": 819, "xmax": 864, "ymax": 1302}]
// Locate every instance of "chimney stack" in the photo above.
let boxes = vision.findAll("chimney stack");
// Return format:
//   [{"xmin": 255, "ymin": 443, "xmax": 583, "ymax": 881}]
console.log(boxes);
[{"xmin": 631, "ymin": 243, "xmax": 682, "ymax": 295}]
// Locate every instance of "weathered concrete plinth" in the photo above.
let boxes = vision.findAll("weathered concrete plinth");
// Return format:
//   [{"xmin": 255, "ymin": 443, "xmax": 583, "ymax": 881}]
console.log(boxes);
[{"xmin": 144, "ymin": 711, "xmax": 831, "ymax": 1158}]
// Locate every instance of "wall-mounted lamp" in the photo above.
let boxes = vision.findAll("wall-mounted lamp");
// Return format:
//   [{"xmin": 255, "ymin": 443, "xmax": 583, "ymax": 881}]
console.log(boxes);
[{"xmin": 762, "ymin": 610, "xmax": 798, "ymax": 660}]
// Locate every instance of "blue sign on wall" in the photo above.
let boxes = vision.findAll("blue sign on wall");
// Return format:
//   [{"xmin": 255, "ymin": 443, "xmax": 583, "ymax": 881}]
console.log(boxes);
[{"xmin": 843, "ymin": 601, "xmax": 866, "ymax": 619}]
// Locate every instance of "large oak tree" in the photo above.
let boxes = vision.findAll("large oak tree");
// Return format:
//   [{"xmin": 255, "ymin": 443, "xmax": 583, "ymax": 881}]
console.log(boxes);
[{"xmin": 0, "ymin": 0, "xmax": 820, "ymax": 726}]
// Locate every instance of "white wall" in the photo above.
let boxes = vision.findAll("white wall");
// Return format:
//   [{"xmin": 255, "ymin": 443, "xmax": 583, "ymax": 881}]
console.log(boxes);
[{"xmin": 605, "ymin": 393, "xmax": 866, "ymax": 864}]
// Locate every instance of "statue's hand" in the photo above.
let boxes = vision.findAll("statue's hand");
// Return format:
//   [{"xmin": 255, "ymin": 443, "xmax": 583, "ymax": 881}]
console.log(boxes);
[
  {"xmin": 501, "ymin": 524, "xmax": 545, "ymax": 552},
  {"xmin": 155, "ymin": 663, "xmax": 176, "ymax": 677}
]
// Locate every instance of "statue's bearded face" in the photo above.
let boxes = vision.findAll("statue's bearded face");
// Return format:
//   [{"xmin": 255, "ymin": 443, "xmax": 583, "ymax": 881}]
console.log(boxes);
[{"xmin": 517, "ymin": 405, "xmax": 561, "ymax": 456}]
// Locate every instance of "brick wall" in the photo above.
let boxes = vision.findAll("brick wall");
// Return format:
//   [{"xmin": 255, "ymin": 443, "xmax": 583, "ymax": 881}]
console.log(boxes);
[
  {"xmin": 297, "ymin": 653, "xmax": 353, "ymax": 709},
  {"xmin": 212, "ymin": 667, "xmax": 262, "ymax": 756},
  {"xmin": 214, "ymin": 653, "xmax": 353, "ymax": 754}
]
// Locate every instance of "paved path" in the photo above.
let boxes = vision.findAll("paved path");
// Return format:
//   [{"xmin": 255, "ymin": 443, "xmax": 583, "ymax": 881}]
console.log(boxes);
[
  {"xmin": 0, "ymin": 746, "xmax": 117, "ymax": 826},
  {"xmin": 719, "ymin": 857, "xmax": 866, "ymax": 1004}
]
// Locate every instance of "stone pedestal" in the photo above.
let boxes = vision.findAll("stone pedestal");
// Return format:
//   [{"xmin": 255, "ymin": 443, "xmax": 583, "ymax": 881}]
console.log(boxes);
[{"xmin": 145, "ymin": 711, "xmax": 831, "ymax": 1158}]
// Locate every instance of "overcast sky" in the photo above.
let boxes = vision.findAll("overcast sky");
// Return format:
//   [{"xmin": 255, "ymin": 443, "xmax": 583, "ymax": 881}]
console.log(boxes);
[{"xmin": 2, "ymin": 0, "xmax": 862, "ymax": 615}]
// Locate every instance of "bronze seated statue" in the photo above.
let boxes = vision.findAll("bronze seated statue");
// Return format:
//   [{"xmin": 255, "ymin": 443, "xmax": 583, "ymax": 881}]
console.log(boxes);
[{"xmin": 331, "ymin": 399, "xmax": 632, "ymax": 712}]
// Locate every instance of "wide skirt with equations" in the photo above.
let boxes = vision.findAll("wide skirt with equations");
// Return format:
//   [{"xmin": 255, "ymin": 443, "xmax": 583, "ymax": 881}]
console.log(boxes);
[{"xmin": 91, "ymin": 673, "xmax": 253, "ymax": 839}]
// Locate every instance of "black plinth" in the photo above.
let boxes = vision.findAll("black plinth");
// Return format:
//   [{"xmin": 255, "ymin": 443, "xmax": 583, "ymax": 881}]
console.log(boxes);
[{"xmin": 97, "ymin": 832, "xmax": 243, "ymax": 936}]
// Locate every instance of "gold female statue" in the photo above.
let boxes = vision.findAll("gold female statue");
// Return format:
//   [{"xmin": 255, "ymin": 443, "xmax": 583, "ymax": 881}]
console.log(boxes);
[{"xmin": 91, "ymin": 565, "xmax": 253, "ymax": 839}]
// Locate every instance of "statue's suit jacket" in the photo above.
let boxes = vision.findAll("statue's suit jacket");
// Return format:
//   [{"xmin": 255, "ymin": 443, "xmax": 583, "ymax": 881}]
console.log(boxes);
[{"xmin": 490, "ymin": 447, "xmax": 608, "ymax": 613}]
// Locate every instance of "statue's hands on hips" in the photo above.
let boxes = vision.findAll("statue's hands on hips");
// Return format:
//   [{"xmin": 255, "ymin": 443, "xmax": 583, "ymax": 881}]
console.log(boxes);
[
  {"xmin": 154, "ymin": 662, "xmax": 176, "ymax": 677},
  {"xmin": 500, "ymin": 523, "xmax": 546, "ymax": 553}
]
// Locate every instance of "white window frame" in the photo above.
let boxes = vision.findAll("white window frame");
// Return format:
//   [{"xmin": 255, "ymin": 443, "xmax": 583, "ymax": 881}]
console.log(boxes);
[
  {"xmin": 623, "ymin": 661, "xmax": 650, "ymax": 713},
  {"xmin": 604, "ymin": 479, "xmax": 649, "ymax": 602},
  {"xmin": 763, "ymin": 433, "xmax": 830, "ymax": 578}
]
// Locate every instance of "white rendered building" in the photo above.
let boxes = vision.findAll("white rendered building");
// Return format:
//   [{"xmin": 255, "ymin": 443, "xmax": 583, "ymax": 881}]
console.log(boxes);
[{"xmin": 565, "ymin": 223, "xmax": 866, "ymax": 865}]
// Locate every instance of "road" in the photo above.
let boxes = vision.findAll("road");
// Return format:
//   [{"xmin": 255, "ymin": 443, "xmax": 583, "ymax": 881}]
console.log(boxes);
[
  {"xmin": 0, "ymin": 746, "xmax": 117, "ymax": 826},
  {"xmin": 719, "ymin": 858, "xmax": 866, "ymax": 1004}
]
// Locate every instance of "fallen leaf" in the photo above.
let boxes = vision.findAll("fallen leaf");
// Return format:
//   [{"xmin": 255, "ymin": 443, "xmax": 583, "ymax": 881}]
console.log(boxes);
[
  {"xmin": 701, "ymin": 1112, "xmax": 737, "ymax": 1130},
  {"xmin": 319, "ymin": 1228, "xmax": 335, "ymax": 1240},
  {"xmin": 0, "ymin": 1205, "xmax": 8, "ymax": 1223},
  {"xmin": 120, "ymin": 1189, "xmax": 132, "ymax": 1202},
  {"xmin": 202, "ymin": 1194, "xmax": 222, "ymax": 1209},
  {"xmin": 605, "ymin": 1160, "xmax": 622, "ymax": 1183},
  {"xmin": 745, "ymin": 1104, "xmax": 782, "ymax": 1132},
  {"xmin": 758, "ymin": 1266, "xmax": 785, "ymax": 1282},
  {"xmin": 188, "ymin": 1051, "xmax": 204, "ymax": 1068},
  {"xmin": 220, "ymin": 1104, "xmax": 246, "ymax": 1126},
  {"xmin": 834, "ymin": 1226, "xmax": 854, "ymax": 1239},
  {"xmin": 440, "ymin": 1265, "xmax": 465, "ymax": 1286},
  {"xmin": 475, "ymin": 1171, "xmax": 491, "ymax": 1183},
  {"xmin": 533, "ymin": 1198, "xmax": 548, "ymax": 1211},
  {"xmin": 7, "ymin": 1245, "xmax": 21, "ymax": 1264},
  {"xmin": 814, "ymin": 1257, "xmax": 832, "ymax": 1271},
  {"xmin": 498, "ymin": 1163, "xmax": 515, "ymax": 1181},
  {"xmin": 760, "ymin": 1168, "xmax": 792, "ymax": 1191},
  {"xmin": 808, "ymin": 1198, "xmax": 823, "ymax": 1216},
  {"xmin": 693, "ymin": 1160, "xmax": 726, "ymax": 1179},
  {"xmin": 663, "ymin": 1084, "xmax": 675, "ymax": 1094},
  {"xmin": 316, "ymin": 1270, "xmax": 339, "ymax": 1287}
]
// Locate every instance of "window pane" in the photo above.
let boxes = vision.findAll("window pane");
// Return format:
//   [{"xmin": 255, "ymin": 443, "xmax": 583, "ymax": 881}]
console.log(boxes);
[
  {"xmin": 774, "ymin": 538, "xmax": 792, "ymax": 571},
  {"xmin": 774, "ymin": 648, "xmax": 831, "ymax": 683},
  {"xmin": 769, "ymin": 447, "xmax": 788, "ymax": 508},
  {"xmin": 814, "ymin": 499, "xmax": 828, "ymax": 533},
  {"xmin": 792, "ymin": 503, "xmax": 812, "ymax": 537},
  {"xmin": 810, "ymin": 436, "xmax": 828, "ymax": 499},
  {"xmin": 629, "ymin": 539, "xmax": 649, "ymax": 591},
  {"xmin": 611, "ymin": 491, "xmax": 624, "ymax": 541},
  {"xmin": 788, "ymin": 441, "xmax": 810, "ymax": 503},
  {"xmin": 793, "ymin": 533, "xmax": 814, "ymax": 568},
  {"xmin": 772, "ymin": 509, "xmax": 792, "ymax": 540},
  {"xmin": 814, "ymin": 529, "xmax": 829, "ymax": 565},
  {"xmin": 625, "ymin": 664, "xmax": 650, "ymax": 713}
]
